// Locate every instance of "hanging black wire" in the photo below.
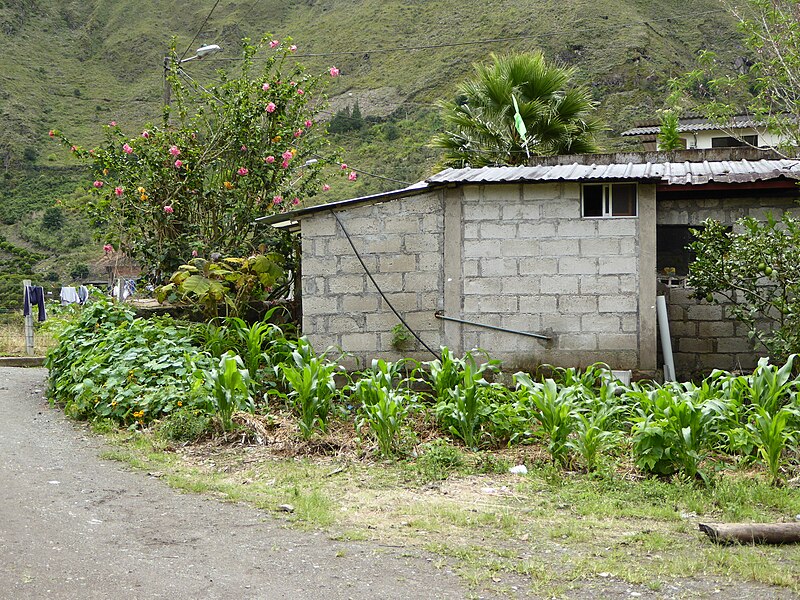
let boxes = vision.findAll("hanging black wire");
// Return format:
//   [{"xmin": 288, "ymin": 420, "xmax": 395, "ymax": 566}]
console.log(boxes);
[{"xmin": 328, "ymin": 209, "xmax": 440, "ymax": 360}]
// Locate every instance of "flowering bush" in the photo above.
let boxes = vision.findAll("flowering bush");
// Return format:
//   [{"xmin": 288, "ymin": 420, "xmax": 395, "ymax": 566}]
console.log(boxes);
[{"xmin": 53, "ymin": 36, "xmax": 346, "ymax": 281}]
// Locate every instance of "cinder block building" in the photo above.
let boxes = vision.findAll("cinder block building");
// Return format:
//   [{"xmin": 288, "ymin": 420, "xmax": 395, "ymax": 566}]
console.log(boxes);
[{"xmin": 262, "ymin": 148, "xmax": 800, "ymax": 379}]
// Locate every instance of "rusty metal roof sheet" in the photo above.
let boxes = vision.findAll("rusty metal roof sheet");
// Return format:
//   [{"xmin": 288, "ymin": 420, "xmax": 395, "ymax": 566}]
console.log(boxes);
[{"xmin": 427, "ymin": 159, "xmax": 800, "ymax": 186}]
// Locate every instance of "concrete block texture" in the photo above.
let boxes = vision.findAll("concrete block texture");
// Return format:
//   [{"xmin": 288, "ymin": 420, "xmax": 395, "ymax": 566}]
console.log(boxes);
[
  {"xmin": 598, "ymin": 295, "xmax": 637, "ymax": 313},
  {"xmin": 519, "ymin": 257, "xmax": 558, "ymax": 275}
]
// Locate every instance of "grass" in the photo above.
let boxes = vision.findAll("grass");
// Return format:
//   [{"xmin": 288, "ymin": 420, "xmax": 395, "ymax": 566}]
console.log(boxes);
[
  {"xmin": 94, "ymin": 425, "xmax": 800, "ymax": 596},
  {"xmin": 0, "ymin": 323, "xmax": 56, "ymax": 356}
]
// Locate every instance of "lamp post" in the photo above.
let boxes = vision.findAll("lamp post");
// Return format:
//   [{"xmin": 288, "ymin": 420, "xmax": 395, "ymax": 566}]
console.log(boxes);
[{"xmin": 163, "ymin": 44, "xmax": 222, "ymax": 111}]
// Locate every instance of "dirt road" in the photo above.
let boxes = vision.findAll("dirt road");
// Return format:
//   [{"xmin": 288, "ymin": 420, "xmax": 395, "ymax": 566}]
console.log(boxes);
[{"xmin": 0, "ymin": 368, "xmax": 471, "ymax": 599}]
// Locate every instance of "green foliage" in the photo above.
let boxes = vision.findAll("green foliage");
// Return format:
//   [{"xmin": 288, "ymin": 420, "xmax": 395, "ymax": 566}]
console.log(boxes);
[
  {"xmin": 434, "ymin": 359, "xmax": 495, "ymax": 449},
  {"xmin": 351, "ymin": 359, "xmax": 419, "ymax": 456},
  {"xmin": 657, "ymin": 109, "xmax": 683, "ymax": 151},
  {"xmin": 156, "ymin": 254, "xmax": 285, "ymax": 319},
  {"xmin": 688, "ymin": 215, "xmax": 800, "ymax": 361},
  {"xmin": 278, "ymin": 337, "xmax": 342, "ymax": 439},
  {"xmin": 45, "ymin": 297, "xmax": 213, "ymax": 427},
  {"xmin": 156, "ymin": 408, "xmax": 213, "ymax": 442},
  {"xmin": 41, "ymin": 206, "xmax": 65, "ymax": 230},
  {"xmin": 203, "ymin": 351, "xmax": 253, "ymax": 432},
  {"xmin": 515, "ymin": 375, "xmax": 577, "ymax": 466},
  {"xmin": 413, "ymin": 439, "xmax": 467, "ymax": 482},
  {"xmin": 432, "ymin": 52, "xmax": 604, "ymax": 167},
  {"xmin": 390, "ymin": 323, "xmax": 413, "ymax": 351},
  {"xmin": 53, "ymin": 36, "xmax": 346, "ymax": 281},
  {"xmin": 70, "ymin": 263, "xmax": 89, "ymax": 280}
]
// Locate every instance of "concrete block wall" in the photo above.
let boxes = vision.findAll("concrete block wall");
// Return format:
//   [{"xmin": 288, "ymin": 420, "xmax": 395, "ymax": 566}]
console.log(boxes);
[
  {"xmin": 664, "ymin": 287, "xmax": 761, "ymax": 378},
  {"xmin": 457, "ymin": 182, "xmax": 645, "ymax": 370},
  {"xmin": 300, "ymin": 191, "xmax": 444, "ymax": 365},
  {"xmin": 658, "ymin": 195, "xmax": 796, "ymax": 378}
]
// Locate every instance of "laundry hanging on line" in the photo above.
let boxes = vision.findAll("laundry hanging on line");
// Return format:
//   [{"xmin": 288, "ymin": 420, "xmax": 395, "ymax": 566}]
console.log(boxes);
[{"xmin": 23, "ymin": 285, "xmax": 46, "ymax": 322}]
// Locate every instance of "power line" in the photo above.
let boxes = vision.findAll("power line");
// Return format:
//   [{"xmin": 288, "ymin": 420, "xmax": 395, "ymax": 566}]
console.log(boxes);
[{"xmin": 179, "ymin": 0, "xmax": 222, "ymax": 62}]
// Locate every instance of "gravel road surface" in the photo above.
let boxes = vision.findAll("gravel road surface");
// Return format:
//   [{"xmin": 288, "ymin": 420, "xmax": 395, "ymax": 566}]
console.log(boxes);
[{"xmin": 0, "ymin": 367, "xmax": 471, "ymax": 599}]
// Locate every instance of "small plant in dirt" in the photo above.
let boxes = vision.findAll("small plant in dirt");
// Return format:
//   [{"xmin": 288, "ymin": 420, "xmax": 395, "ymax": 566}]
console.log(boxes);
[
  {"xmin": 202, "ymin": 351, "xmax": 253, "ymax": 432},
  {"xmin": 156, "ymin": 408, "xmax": 213, "ymax": 442},
  {"xmin": 276, "ymin": 337, "xmax": 342, "ymax": 439},
  {"xmin": 350, "ymin": 359, "xmax": 419, "ymax": 456},
  {"xmin": 413, "ymin": 439, "xmax": 467, "ymax": 482}
]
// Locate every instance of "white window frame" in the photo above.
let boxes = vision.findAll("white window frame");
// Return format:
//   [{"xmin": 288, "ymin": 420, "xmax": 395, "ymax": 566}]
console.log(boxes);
[{"xmin": 581, "ymin": 182, "xmax": 638, "ymax": 218}]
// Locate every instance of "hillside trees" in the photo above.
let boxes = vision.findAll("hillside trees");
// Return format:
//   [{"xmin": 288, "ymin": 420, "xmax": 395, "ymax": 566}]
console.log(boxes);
[
  {"xmin": 432, "ymin": 52, "xmax": 604, "ymax": 167},
  {"xmin": 52, "ymin": 36, "xmax": 345, "ymax": 282}
]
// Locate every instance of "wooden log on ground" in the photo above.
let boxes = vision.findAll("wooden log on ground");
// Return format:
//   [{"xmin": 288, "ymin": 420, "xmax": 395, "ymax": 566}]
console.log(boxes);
[{"xmin": 699, "ymin": 522, "xmax": 800, "ymax": 545}]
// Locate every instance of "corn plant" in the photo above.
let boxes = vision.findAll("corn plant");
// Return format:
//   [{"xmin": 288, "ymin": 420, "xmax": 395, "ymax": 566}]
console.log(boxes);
[
  {"xmin": 747, "ymin": 406, "xmax": 799, "ymax": 484},
  {"xmin": 278, "ymin": 339, "xmax": 341, "ymax": 439},
  {"xmin": 515, "ymin": 374, "xmax": 576, "ymax": 466},
  {"xmin": 425, "ymin": 347, "xmax": 499, "ymax": 402},
  {"xmin": 206, "ymin": 351, "xmax": 253, "ymax": 431},
  {"xmin": 566, "ymin": 403, "xmax": 622, "ymax": 472},
  {"xmin": 435, "ymin": 359, "xmax": 494, "ymax": 449},
  {"xmin": 225, "ymin": 314, "xmax": 286, "ymax": 379},
  {"xmin": 629, "ymin": 386, "xmax": 725, "ymax": 481},
  {"xmin": 350, "ymin": 359, "xmax": 418, "ymax": 456},
  {"xmin": 746, "ymin": 355, "xmax": 798, "ymax": 414}
]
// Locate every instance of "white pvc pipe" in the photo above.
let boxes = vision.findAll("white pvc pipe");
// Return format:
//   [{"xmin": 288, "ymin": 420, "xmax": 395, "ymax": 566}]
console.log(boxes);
[{"xmin": 656, "ymin": 295, "xmax": 676, "ymax": 381}]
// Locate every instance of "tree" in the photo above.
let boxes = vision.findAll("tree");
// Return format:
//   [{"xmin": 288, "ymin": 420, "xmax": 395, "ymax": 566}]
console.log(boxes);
[
  {"xmin": 431, "ymin": 52, "xmax": 604, "ymax": 167},
  {"xmin": 688, "ymin": 215, "xmax": 800, "ymax": 362},
  {"xmin": 41, "ymin": 206, "xmax": 64, "ymax": 230},
  {"xmin": 673, "ymin": 0, "xmax": 800, "ymax": 154},
  {"xmin": 52, "ymin": 36, "xmax": 346, "ymax": 282},
  {"xmin": 657, "ymin": 110, "xmax": 684, "ymax": 151}
]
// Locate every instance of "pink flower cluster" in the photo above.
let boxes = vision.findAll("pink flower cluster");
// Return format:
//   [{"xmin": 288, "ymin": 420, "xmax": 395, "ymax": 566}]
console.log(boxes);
[
  {"xmin": 348, "ymin": 171, "xmax": 358, "ymax": 181},
  {"xmin": 329, "ymin": 66, "xmax": 340, "ymax": 78},
  {"xmin": 269, "ymin": 40, "xmax": 279, "ymax": 48},
  {"xmin": 174, "ymin": 160, "xmax": 183, "ymax": 168},
  {"xmin": 103, "ymin": 243, "xmax": 113, "ymax": 253},
  {"xmin": 169, "ymin": 145, "xmax": 180, "ymax": 157},
  {"xmin": 114, "ymin": 186, "xmax": 124, "ymax": 197},
  {"xmin": 266, "ymin": 102, "xmax": 277, "ymax": 113},
  {"xmin": 122, "ymin": 143, "xmax": 133, "ymax": 154},
  {"xmin": 265, "ymin": 155, "xmax": 275, "ymax": 164},
  {"xmin": 237, "ymin": 167, "xmax": 249, "ymax": 176},
  {"xmin": 93, "ymin": 180, "xmax": 103, "ymax": 188},
  {"xmin": 163, "ymin": 205, "xmax": 174, "ymax": 214}
]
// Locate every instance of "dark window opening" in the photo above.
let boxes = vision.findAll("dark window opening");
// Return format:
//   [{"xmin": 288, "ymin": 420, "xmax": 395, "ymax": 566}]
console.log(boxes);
[{"xmin": 710, "ymin": 134, "xmax": 758, "ymax": 148}]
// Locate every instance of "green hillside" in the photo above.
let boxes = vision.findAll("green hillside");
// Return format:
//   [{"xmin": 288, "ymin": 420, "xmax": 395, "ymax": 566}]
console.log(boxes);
[{"xmin": 0, "ymin": 0, "xmax": 745, "ymax": 290}]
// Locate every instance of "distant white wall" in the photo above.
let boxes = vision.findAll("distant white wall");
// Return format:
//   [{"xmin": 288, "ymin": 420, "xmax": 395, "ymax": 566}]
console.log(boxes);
[{"xmin": 678, "ymin": 127, "xmax": 784, "ymax": 150}]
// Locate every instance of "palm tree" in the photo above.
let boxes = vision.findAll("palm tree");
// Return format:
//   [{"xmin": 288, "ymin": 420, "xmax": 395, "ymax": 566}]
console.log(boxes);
[{"xmin": 432, "ymin": 52, "xmax": 604, "ymax": 167}]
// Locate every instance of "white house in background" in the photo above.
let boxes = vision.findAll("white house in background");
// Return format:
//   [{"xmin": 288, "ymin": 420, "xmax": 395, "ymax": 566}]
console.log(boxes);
[{"xmin": 621, "ymin": 115, "xmax": 785, "ymax": 151}]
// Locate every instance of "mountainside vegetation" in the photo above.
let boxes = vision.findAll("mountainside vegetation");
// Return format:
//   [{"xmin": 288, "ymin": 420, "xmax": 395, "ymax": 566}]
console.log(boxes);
[{"xmin": 0, "ymin": 0, "xmax": 746, "ymax": 296}]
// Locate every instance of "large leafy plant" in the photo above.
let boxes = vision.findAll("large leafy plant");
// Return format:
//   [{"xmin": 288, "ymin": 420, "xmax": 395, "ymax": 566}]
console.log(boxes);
[{"xmin": 156, "ymin": 254, "xmax": 285, "ymax": 318}]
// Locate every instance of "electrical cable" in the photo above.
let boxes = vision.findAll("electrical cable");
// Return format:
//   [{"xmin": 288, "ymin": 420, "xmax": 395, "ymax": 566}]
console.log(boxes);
[
  {"xmin": 179, "ymin": 0, "xmax": 222, "ymax": 62},
  {"xmin": 328, "ymin": 209, "xmax": 440, "ymax": 360}
]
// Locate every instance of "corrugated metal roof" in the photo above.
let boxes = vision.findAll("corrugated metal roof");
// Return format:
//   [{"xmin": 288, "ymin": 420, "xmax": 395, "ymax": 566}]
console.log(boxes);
[
  {"xmin": 621, "ymin": 115, "xmax": 762, "ymax": 136},
  {"xmin": 427, "ymin": 160, "xmax": 800, "ymax": 186}
]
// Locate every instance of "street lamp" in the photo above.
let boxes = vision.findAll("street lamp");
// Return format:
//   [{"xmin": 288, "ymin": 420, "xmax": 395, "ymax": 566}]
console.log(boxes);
[{"xmin": 163, "ymin": 44, "xmax": 223, "ymax": 111}]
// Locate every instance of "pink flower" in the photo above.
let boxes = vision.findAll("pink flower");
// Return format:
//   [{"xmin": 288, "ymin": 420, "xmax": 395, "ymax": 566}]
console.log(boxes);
[
  {"xmin": 48, "ymin": 130, "xmax": 55, "ymax": 137},
  {"xmin": 174, "ymin": 160, "xmax": 183, "ymax": 168},
  {"xmin": 192, "ymin": 250, "xmax": 198, "ymax": 258},
  {"xmin": 237, "ymin": 167, "xmax": 249, "ymax": 176},
  {"xmin": 266, "ymin": 102, "xmax": 277, "ymax": 113},
  {"xmin": 114, "ymin": 186, "xmax": 124, "ymax": 197},
  {"xmin": 269, "ymin": 40, "xmax": 279, "ymax": 48},
  {"xmin": 109, "ymin": 121, "xmax": 117, "ymax": 126},
  {"xmin": 289, "ymin": 45, "xmax": 297, "ymax": 52},
  {"xmin": 93, "ymin": 180, "xmax": 103, "ymax": 188},
  {"xmin": 70, "ymin": 145, "xmax": 78, "ymax": 152},
  {"xmin": 348, "ymin": 171, "xmax": 358, "ymax": 181},
  {"xmin": 282, "ymin": 150, "xmax": 293, "ymax": 161},
  {"xmin": 262, "ymin": 82, "xmax": 270, "ymax": 91},
  {"xmin": 103, "ymin": 243, "xmax": 113, "ymax": 253},
  {"xmin": 163, "ymin": 205, "xmax": 174, "ymax": 214},
  {"xmin": 305, "ymin": 119, "xmax": 313, "ymax": 128},
  {"xmin": 297, "ymin": 89, "xmax": 304, "ymax": 95},
  {"xmin": 340, "ymin": 163, "xmax": 348, "ymax": 170},
  {"xmin": 265, "ymin": 155, "xmax": 275, "ymax": 164},
  {"xmin": 322, "ymin": 184, "xmax": 330, "ymax": 191},
  {"xmin": 292, "ymin": 197, "xmax": 300, "ymax": 205},
  {"xmin": 294, "ymin": 129, "xmax": 302, "ymax": 138},
  {"xmin": 273, "ymin": 195, "xmax": 283, "ymax": 205},
  {"xmin": 329, "ymin": 66, "xmax": 340, "ymax": 78},
  {"xmin": 241, "ymin": 145, "xmax": 247, "ymax": 151},
  {"xmin": 141, "ymin": 130, "xmax": 150, "ymax": 139},
  {"xmin": 122, "ymin": 143, "xmax": 133, "ymax": 154},
  {"xmin": 281, "ymin": 160, "xmax": 290, "ymax": 169},
  {"xmin": 169, "ymin": 145, "xmax": 180, "ymax": 156},
  {"xmin": 290, "ymin": 81, "xmax": 297, "ymax": 87}
]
